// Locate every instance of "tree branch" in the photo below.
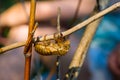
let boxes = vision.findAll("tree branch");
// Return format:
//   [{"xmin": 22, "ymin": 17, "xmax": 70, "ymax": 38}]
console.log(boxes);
[{"xmin": 0, "ymin": 2, "xmax": 120, "ymax": 54}]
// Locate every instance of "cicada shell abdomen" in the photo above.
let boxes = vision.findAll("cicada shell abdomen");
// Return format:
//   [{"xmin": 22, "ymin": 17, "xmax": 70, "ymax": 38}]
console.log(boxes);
[{"xmin": 34, "ymin": 39, "xmax": 70, "ymax": 56}]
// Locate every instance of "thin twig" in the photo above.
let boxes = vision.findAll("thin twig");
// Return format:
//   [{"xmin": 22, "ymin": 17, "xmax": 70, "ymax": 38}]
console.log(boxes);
[
  {"xmin": 24, "ymin": 22, "xmax": 38, "ymax": 54},
  {"xmin": 0, "ymin": 42, "xmax": 25, "ymax": 54},
  {"xmin": 57, "ymin": 7, "xmax": 61, "ymax": 33},
  {"xmin": 56, "ymin": 56, "xmax": 60, "ymax": 80},
  {"xmin": 69, "ymin": 0, "xmax": 81, "ymax": 26},
  {"xmin": 0, "ymin": 2, "xmax": 120, "ymax": 53},
  {"xmin": 24, "ymin": 0, "xmax": 36, "ymax": 80},
  {"xmin": 56, "ymin": 7, "xmax": 61, "ymax": 80}
]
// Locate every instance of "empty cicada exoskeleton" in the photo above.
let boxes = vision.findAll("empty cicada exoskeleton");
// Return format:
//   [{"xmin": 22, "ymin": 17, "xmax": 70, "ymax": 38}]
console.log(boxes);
[{"xmin": 34, "ymin": 33, "xmax": 70, "ymax": 56}]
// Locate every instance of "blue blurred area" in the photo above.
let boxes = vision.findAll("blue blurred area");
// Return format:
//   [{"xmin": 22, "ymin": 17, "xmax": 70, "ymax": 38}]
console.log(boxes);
[{"xmin": 88, "ymin": 12, "xmax": 120, "ymax": 80}]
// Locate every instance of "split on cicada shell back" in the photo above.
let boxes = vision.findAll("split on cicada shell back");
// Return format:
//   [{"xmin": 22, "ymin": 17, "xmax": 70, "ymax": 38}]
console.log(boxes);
[{"xmin": 34, "ymin": 33, "xmax": 70, "ymax": 56}]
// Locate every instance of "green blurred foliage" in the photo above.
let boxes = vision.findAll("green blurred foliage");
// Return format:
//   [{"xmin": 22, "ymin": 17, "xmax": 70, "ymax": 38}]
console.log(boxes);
[
  {"xmin": 1, "ymin": 27, "xmax": 10, "ymax": 37},
  {"xmin": 0, "ymin": 0, "xmax": 19, "ymax": 13}
]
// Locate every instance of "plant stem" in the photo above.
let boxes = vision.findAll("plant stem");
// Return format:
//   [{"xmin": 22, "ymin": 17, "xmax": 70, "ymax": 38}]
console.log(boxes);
[
  {"xmin": 24, "ymin": 0, "xmax": 36, "ymax": 80},
  {"xmin": 24, "ymin": 54, "xmax": 32, "ymax": 80}
]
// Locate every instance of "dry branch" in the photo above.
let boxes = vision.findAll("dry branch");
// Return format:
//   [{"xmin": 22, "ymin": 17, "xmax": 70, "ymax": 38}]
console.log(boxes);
[
  {"xmin": 0, "ymin": 42, "xmax": 25, "ymax": 54},
  {"xmin": 0, "ymin": 2, "xmax": 120, "ymax": 54},
  {"xmin": 64, "ymin": 15, "xmax": 102, "ymax": 80}
]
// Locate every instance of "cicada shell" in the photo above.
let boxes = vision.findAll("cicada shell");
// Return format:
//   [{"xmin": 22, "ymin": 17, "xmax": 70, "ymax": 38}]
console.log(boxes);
[{"xmin": 34, "ymin": 34, "xmax": 70, "ymax": 56}]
